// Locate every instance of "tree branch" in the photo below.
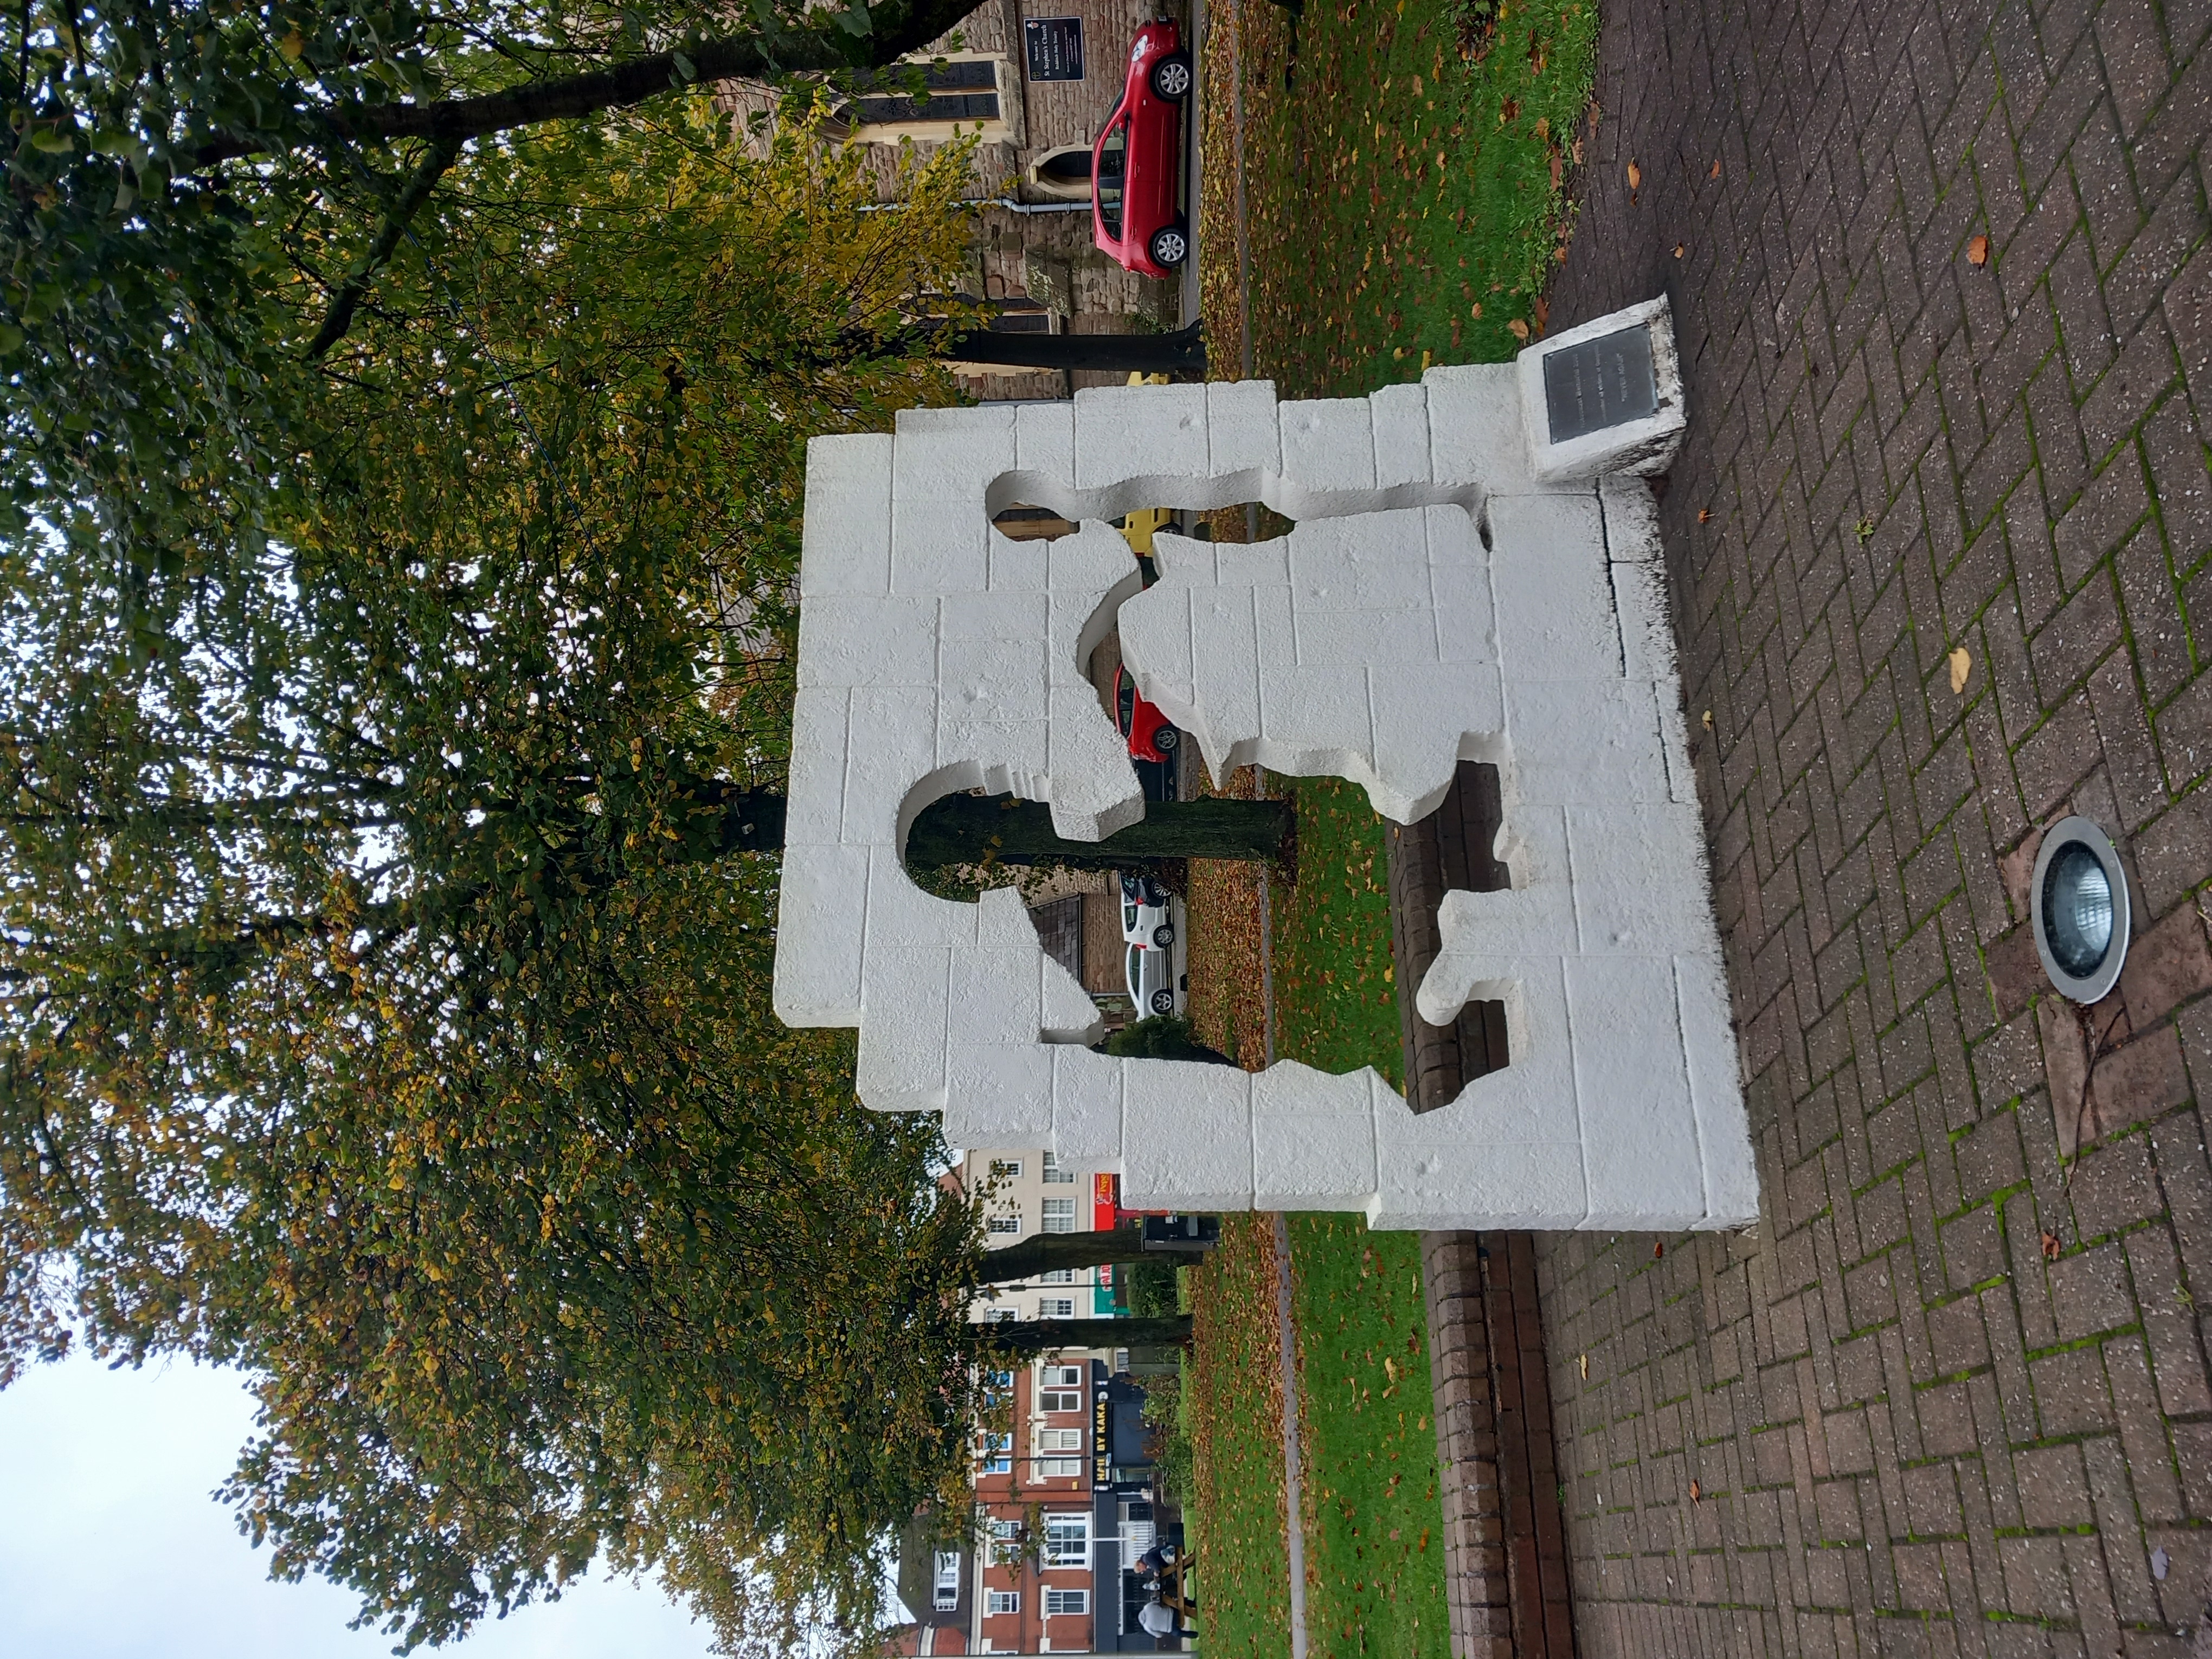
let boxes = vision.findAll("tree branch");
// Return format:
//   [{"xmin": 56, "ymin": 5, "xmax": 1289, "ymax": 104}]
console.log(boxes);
[
  {"xmin": 192, "ymin": 0, "xmax": 983, "ymax": 168},
  {"xmin": 306, "ymin": 137, "xmax": 462, "ymax": 361},
  {"xmin": 973, "ymin": 1223, "xmax": 1148, "ymax": 1284},
  {"xmin": 978, "ymin": 1315, "xmax": 1189, "ymax": 1356}
]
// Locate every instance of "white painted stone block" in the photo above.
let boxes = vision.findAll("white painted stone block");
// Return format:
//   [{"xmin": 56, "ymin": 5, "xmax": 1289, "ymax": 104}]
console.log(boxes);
[
  {"xmin": 1207, "ymin": 378, "xmax": 1281, "ymax": 483},
  {"xmin": 1073, "ymin": 382, "xmax": 1211, "ymax": 496},
  {"xmin": 863, "ymin": 844, "xmax": 983, "ymax": 950},
  {"xmin": 1371, "ymin": 382, "xmax": 1433, "ymax": 492},
  {"xmin": 1567, "ymin": 954, "xmax": 1706, "ymax": 1229},
  {"xmin": 1251, "ymin": 1062, "xmax": 1380, "ymax": 1211},
  {"xmin": 782, "ymin": 687, "xmax": 851, "ymax": 850},
  {"xmin": 1421, "ymin": 364, "xmax": 1534, "ymax": 496},
  {"xmin": 1013, "ymin": 401, "xmax": 1076, "ymax": 488},
  {"xmin": 893, "ymin": 404, "xmax": 1017, "ymax": 501},
  {"xmin": 1599, "ymin": 474, "xmax": 1664, "ymax": 562},
  {"xmin": 1506, "ymin": 680, "xmax": 1670, "ymax": 807},
  {"xmin": 1041, "ymin": 954, "xmax": 1105, "ymax": 1045},
  {"xmin": 1678, "ymin": 954, "xmax": 1757, "ymax": 1226},
  {"xmin": 1487, "ymin": 493, "xmax": 1620, "ymax": 682},
  {"xmin": 987, "ymin": 529, "xmax": 1050, "ymax": 592},
  {"xmin": 801, "ymin": 434, "xmax": 894, "ymax": 597},
  {"xmin": 1611, "ymin": 558, "xmax": 1675, "ymax": 683},
  {"xmin": 844, "ymin": 689, "xmax": 938, "ymax": 845},
  {"xmin": 795, "ymin": 594, "xmax": 940, "ymax": 690},
  {"xmin": 770, "ymin": 843, "xmax": 870, "ymax": 1026},
  {"xmin": 1052, "ymin": 1045, "xmax": 1125, "ymax": 1163},
  {"xmin": 1367, "ymin": 1137, "xmax": 1587, "ymax": 1231},
  {"xmin": 1564, "ymin": 800, "xmax": 1720, "ymax": 956},
  {"xmin": 1121, "ymin": 1059, "xmax": 1255, "ymax": 1210},
  {"xmin": 1278, "ymin": 397, "xmax": 1376, "ymax": 497},
  {"xmin": 892, "ymin": 501, "xmax": 989, "ymax": 597},
  {"xmin": 943, "ymin": 1048, "xmax": 1056, "ymax": 1148},
  {"xmin": 856, "ymin": 944, "xmax": 953, "ymax": 1113}
]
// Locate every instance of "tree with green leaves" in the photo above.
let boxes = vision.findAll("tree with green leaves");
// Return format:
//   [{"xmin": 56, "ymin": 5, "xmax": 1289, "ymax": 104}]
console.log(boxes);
[{"xmin": 0, "ymin": 95, "xmax": 1157, "ymax": 1658}]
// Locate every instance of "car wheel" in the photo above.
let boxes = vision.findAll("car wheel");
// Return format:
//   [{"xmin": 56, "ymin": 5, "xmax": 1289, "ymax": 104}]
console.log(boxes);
[
  {"xmin": 1150, "ymin": 989, "xmax": 1177, "ymax": 1015},
  {"xmin": 1153, "ymin": 923, "xmax": 1175, "ymax": 948},
  {"xmin": 1153, "ymin": 725, "xmax": 1178, "ymax": 750},
  {"xmin": 1148, "ymin": 222, "xmax": 1189, "ymax": 269},
  {"xmin": 1149, "ymin": 52, "xmax": 1194, "ymax": 100}
]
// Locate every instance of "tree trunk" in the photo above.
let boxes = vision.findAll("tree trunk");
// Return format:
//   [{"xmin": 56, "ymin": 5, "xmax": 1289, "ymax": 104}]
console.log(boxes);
[
  {"xmin": 922, "ymin": 321, "xmax": 1206, "ymax": 376},
  {"xmin": 980, "ymin": 1315, "xmax": 1191, "ymax": 1355},
  {"xmin": 975, "ymin": 1224, "xmax": 1151, "ymax": 1284},
  {"xmin": 905, "ymin": 794, "xmax": 1291, "ymax": 873},
  {"xmin": 191, "ymin": 0, "xmax": 985, "ymax": 164}
]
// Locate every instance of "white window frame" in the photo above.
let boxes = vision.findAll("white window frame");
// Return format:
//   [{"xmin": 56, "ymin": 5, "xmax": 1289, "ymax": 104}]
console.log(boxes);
[
  {"xmin": 1043, "ymin": 1365, "xmax": 1084, "ymax": 1388},
  {"xmin": 1038, "ymin": 1388, "xmax": 1082, "ymax": 1413},
  {"xmin": 978, "ymin": 1433, "xmax": 1012, "ymax": 1476},
  {"xmin": 932, "ymin": 1550, "xmax": 961, "ymax": 1611},
  {"xmin": 1037, "ymin": 1427, "xmax": 1082, "ymax": 1452},
  {"xmin": 989, "ymin": 1158, "xmax": 1023, "ymax": 1180},
  {"xmin": 1037, "ymin": 1456, "xmax": 1082, "ymax": 1478},
  {"xmin": 1045, "ymin": 1588, "xmax": 1089, "ymax": 1617},
  {"xmin": 1039, "ymin": 1268, "xmax": 1076, "ymax": 1285},
  {"xmin": 1037, "ymin": 1297, "xmax": 1074, "ymax": 1319},
  {"xmin": 1041, "ymin": 1150, "xmax": 1077, "ymax": 1184},
  {"xmin": 1040, "ymin": 1197, "xmax": 1077, "ymax": 1233},
  {"xmin": 986, "ymin": 1590, "xmax": 1020, "ymax": 1616},
  {"xmin": 1044, "ymin": 1512, "xmax": 1090, "ymax": 1567},
  {"xmin": 987, "ymin": 1212, "xmax": 1022, "ymax": 1236}
]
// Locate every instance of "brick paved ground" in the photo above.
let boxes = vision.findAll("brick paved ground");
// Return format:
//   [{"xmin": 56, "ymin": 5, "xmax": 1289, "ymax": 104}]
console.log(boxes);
[{"xmin": 1535, "ymin": 1, "xmax": 2212, "ymax": 1654}]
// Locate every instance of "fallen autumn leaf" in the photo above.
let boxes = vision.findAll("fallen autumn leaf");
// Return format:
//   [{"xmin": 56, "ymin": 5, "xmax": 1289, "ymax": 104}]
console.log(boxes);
[
  {"xmin": 2041, "ymin": 1231, "xmax": 2062, "ymax": 1261},
  {"xmin": 1948, "ymin": 645, "xmax": 1972, "ymax": 695},
  {"xmin": 1627, "ymin": 160, "xmax": 1642, "ymax": 189},
  {"xmin": 1967, "ymin": 233, "xmax": 1990, "ymax": 267}
]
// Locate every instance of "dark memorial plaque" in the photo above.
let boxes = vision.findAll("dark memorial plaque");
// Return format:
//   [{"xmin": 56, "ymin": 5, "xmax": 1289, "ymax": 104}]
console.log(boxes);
[
  {"xmin": 1024, "ymin": 17, "xmax": 1085, "ymax": 81},
  {"xmin": 1541, "ymin": 323, "xmax": 1658, "ymax": 442}
]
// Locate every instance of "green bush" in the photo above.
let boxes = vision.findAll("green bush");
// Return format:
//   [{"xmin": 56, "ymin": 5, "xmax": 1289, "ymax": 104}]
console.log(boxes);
[{"xmin": 1126, "ymin": 1255, "xmax": 1179, "ymax": 1319}]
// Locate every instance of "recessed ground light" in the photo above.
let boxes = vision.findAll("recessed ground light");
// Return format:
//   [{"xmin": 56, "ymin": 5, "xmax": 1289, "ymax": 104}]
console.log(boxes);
[{"xmin": 2030, "ymin": 816, "xmax": 2130, "ymax": 1003}]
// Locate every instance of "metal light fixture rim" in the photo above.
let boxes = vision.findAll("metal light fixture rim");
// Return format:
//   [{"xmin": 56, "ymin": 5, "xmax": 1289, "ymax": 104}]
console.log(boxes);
[{"xmin": 2029, "ymin": 814, "xmax": 2130, "ymax": 1004}]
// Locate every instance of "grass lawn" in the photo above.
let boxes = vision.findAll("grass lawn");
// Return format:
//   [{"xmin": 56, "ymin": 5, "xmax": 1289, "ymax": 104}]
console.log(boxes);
[{"xmin": 1199, "ymin": 0, "xmax": 1599, "ymax": 393}]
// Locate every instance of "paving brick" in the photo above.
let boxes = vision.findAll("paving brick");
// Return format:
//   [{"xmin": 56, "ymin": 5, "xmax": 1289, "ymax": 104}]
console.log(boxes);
[{"xmin": 1516, "ymin": 0, "xmax": 2212, "ymax": 1650}]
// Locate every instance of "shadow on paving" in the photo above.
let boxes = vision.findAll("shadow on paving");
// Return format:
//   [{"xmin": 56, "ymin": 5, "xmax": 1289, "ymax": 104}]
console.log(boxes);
[{"xmin": 1538, "ymin": 1, "xmax": 2212, "ymax": 1654}]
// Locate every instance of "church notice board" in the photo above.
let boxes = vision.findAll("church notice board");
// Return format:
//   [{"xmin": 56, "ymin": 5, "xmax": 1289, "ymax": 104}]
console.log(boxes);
[{"xmin": 1024, "ymin": 16, "xmax": 1084, "ymax": 81}]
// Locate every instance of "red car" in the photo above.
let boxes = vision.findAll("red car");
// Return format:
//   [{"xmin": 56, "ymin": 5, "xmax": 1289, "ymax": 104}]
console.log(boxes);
[
  {"xmin": 1115, "ymin": 664, "xmax": 1180, "ymax": 763},
  {"xmin": 1092, "ymin": 20, "xmax": 1192, "ymax": 279}
]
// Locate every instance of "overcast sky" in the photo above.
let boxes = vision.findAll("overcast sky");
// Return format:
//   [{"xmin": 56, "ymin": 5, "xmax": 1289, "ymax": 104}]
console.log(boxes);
[{"xmin": 0, "ymin": 1352, "xmax": 719, "ymax": 1659}]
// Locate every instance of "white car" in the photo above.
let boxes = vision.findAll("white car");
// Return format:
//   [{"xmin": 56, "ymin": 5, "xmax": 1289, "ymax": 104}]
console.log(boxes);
[
  {"xmin": 1120, "ymin": 872, "xmax": 1175, "ymax": 949},
  {"xmin": 1118, "ymin": 873, "xmax": 1184, "ymax": 1017}
]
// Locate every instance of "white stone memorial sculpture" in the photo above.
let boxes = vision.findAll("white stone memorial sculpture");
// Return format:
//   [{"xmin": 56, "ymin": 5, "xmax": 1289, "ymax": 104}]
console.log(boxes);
[{"xmin": 770, "ymin": 297, "xmax": 1759, "ymax": 1230}]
